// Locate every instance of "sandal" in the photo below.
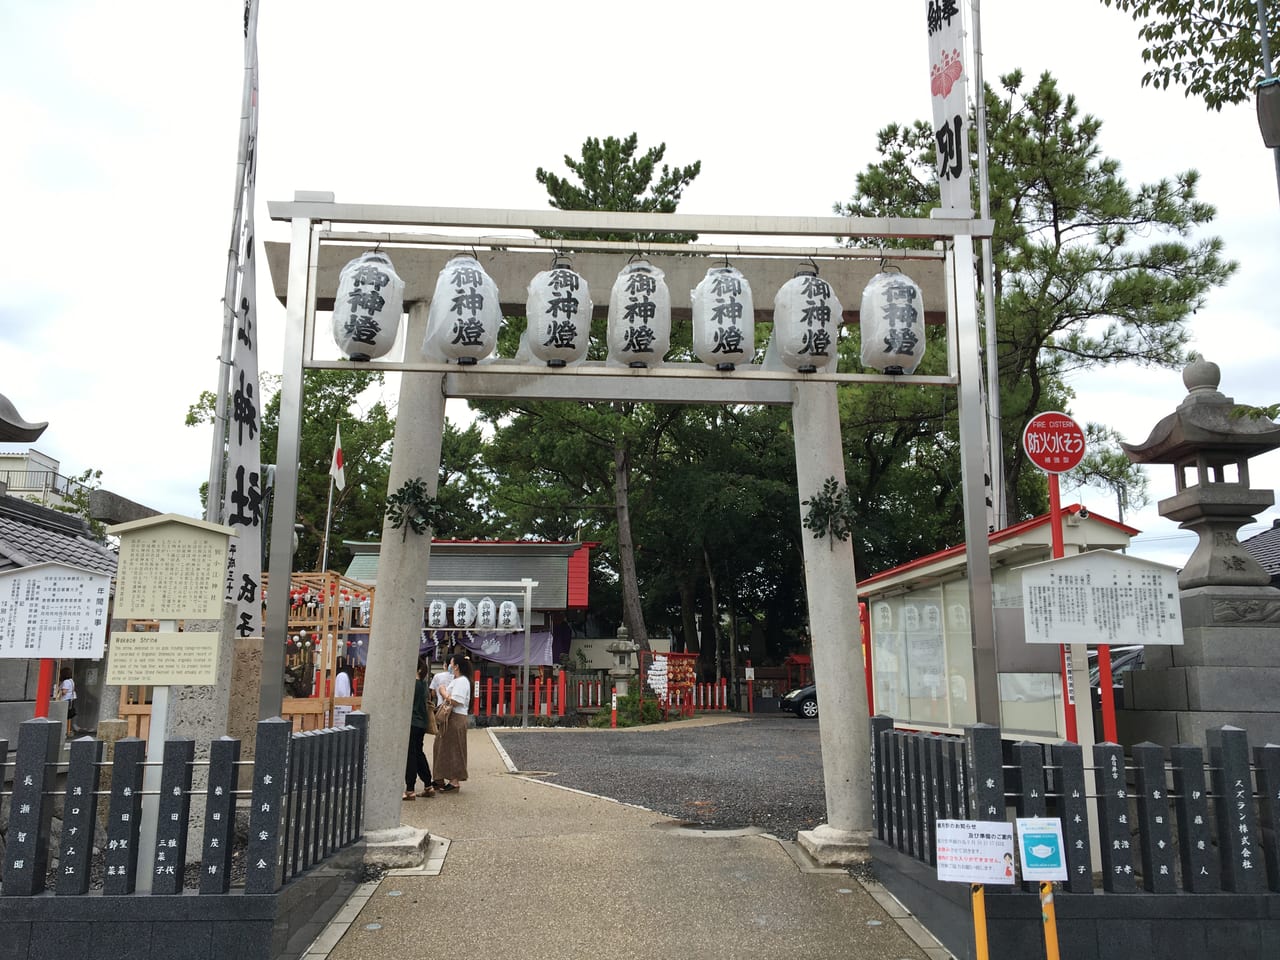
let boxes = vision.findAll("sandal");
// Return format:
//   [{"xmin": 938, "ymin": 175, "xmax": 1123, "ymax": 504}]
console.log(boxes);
[
  {"xmin": 440, "ymin": 783, "xmax": 459, "ymax": 792},
  {"xmin": 418, "ymin": 787, "xmax": 436, "ymax": 797},
  {"xmin": 402, "ymin": 791, "xmax": 416, "ymax": 800}
]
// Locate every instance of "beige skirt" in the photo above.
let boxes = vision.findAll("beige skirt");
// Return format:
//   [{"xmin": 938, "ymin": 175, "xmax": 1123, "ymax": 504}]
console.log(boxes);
[{"xmin": 435, "ymin": 709, "xmax": 468, "ymax": 782}]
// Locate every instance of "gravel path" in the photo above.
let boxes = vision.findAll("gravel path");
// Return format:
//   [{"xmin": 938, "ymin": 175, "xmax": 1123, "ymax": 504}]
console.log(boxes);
[{"xmin": 492, "ymin": 716, "xmax": 828, "ymax": 840}]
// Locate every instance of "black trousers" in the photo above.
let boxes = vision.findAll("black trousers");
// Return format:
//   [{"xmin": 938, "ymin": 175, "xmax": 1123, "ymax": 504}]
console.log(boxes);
[{"xmin": 406, "ymin": 724, "xmax": 432, "ymax": 791}]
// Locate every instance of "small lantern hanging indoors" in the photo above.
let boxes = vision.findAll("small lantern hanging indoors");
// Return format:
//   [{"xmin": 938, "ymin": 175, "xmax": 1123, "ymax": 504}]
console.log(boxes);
[
  {"xmin": 427, "ymin": 599, "xmax": 448, "ymax": 628},
  {"xmin": 476, "ymin": 596, "xmax": 497, "ymax": 630},
  {"xmin": 498, "ymin": 600, "xmax": 521, "ymax": 631},
  {"xmin": 523, "ymin": 257, "xmax": 592, "ymax": 367},
  {"xmin": 423, "ymin": 254, "xmax": 502, "ymax": 365},
  {"xmin": 332, "ymin": 251, "xmax": 405, "ymax": 361},
  {"xmin": 692, "ymin": 265, "xmax": 753, "ymax": 370},
  {"xmin": 859, "ymin": 269, "xmax": 925, "ymax": 374},
  {"xmin": 453, "ymin": 597, "xmax": 476, "ymax": 629},
  {"xmin": 607, "ymin": 259, "xmax": 671, "ymax": 367},
  {"xmin": 768, "ymin": 266, "xmax": 842, "ymax": 373}
]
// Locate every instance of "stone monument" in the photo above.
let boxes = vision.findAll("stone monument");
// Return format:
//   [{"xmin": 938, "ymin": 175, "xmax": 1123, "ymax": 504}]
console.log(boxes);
[{"xmin": 1119, "ymin": 358, "xmax": 1280, "ymax": 744}]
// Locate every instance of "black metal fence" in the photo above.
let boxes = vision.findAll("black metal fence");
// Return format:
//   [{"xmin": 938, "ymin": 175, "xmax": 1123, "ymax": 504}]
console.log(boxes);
[
  {"xmin": 0, "ymin": 713, "xmax": 368, "ymax": 960},
  {"xmin": 869, "ymin": 716, "xmax": 1280, "ymax": 959}
]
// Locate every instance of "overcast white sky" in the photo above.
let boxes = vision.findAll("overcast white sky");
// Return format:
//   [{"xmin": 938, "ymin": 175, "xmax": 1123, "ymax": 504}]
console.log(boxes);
[{"xmin": 2, "ymin": 0, "xmax": 1277, "ymax": 570}]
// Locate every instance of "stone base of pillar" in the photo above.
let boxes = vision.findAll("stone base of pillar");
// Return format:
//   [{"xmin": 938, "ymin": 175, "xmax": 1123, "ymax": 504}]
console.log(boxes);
[
  {"xmin": 334, "ymin": 825, "xmax": 431, "ymax": 871},
  {"xmin": 796, "ymin": 823, "xmax": 871, "ymax": 867}
]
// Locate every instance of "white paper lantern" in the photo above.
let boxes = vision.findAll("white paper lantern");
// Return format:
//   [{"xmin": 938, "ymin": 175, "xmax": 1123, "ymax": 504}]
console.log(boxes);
[
  {"xmin": 332, "ymin": 251, "xmax": 405, "ymax": 360},
  {"xmin": 768, "ymin": 269, "xmax": 842, "ymax": 373},
  {"xmin": 423, "ymin": 255, "xmax": 502, "ymax": 365},
  {"xmin": 427, "ymin": 599, "xmax": 448, "ymax": 628},
  {"xmin": 692, "ymin": 266, "xmax": 753, "ymax": 369},
  {"xmin": 607, "ymin": 260, "xmax": 671, "ymax": 367},
  {"xmin": 523, "ymin": 261, "xmax": 592, "ymax": 367},
  {"xmin": 498, "ymin": 600, "xmax": 521, "ymax": 631},
  {"xmin": 859, "ymin": 271, "xmax": 925, "ymax": 374},
  {"xmin": 476, "ymin": 596, "xmax": 497, "ymax": 630},
  {"xmin": 453, "ymin": 597, "xmax": 476, "ymax": 628}
]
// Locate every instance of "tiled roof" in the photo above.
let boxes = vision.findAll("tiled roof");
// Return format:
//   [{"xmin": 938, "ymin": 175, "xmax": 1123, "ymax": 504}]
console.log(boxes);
[
  {"xmin": 0, "ymin": 496, "xmax": 117, "ymax": 576},
  {"xmin": 1242, "ymin": 520, "xmax": 1280, "ymax": 576}
]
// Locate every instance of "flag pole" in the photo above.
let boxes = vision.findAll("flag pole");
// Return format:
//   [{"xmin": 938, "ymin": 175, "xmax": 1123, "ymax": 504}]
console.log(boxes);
[{"xmin": 320, "ymin": 475, "xmax": 335, "ymax": 574}]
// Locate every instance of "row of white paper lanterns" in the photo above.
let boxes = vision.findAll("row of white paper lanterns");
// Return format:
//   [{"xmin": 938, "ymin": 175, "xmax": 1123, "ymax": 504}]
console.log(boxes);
[
  {"xmin": 333, "ymin": 252, "xmax": 926, "ymax": 375},
  {"xmin": 427, "ymin": 597, "xmax": 523, "ymax": 631}
]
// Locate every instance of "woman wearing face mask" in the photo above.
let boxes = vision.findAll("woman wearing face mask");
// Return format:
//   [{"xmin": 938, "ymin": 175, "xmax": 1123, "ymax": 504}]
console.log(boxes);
[{"xmin": 436, "ymin": 654, "xmax": 472, "ymax": 792}]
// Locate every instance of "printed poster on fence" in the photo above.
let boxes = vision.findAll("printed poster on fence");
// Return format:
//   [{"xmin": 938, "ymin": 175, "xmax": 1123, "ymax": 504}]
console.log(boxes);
[{"xmin": 935, "ymin": 819, "xmax": 1015, "ymax": 884}]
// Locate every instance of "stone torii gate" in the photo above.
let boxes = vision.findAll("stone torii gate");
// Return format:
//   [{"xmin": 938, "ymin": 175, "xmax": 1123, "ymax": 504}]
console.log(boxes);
[{"xmin": 263, "ymin": 195, "xmax": 995, "ymax": 866}]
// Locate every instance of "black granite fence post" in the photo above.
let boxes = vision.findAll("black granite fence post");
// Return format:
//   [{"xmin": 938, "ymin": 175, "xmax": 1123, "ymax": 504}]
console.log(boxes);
[
  {"xmin": 151, "ymin": 738, "xmax": 195, "ymax": 895},
  {"xmin": 1169, "ymin": 743, "xmax": 1219, "ymax": 893},
  {"xmin": 2, "ymin": 718, "xmax": 63, "ymax": 896},
  {"xmin": 102, "ymin": 736, "xmax": 145, "ymax": 895},
  {"xmin": 1254, "ymin": 742, "xmax": 1280, "ymax": 892},
  {"xmin": 870, "ymin": 716, "xmax": 892, "ymax": 842},
  {"xmin": 965, "ymin": 724, "xmax": 1004, "ymax": 823},
  {"xmin": 198, "ymin": 736, "xmax": 240, "ymax": 895},
  {"xmin": 1131, "ymin": 741, "xmax": 1177, "ymax": 893},
  {"xmin": 892, "ymin": 730, "xmax": 909, "ymax": 854},
  {"xmin": 1093, "ymin": 741, "xmax": 1136, "ymax": 893},
  {"xmin": 57, "ymin": 736, "xmax": 104, "ymax": 895},
  {"xmin": 331, "ymin": 726, "xmax": 349, "ymax": 851},
  {"xmin": 1012, "ymin": 742, "xmax": 1047, "ymax": 818},
  {"xmin": 346, "ymin": 711, "xmax": 369, "ymax": 841},
  {"xmin": 299, "ymin": 730, "xmax": 318, "ymax": 871},
  {"xmin": 282, "ymin": 730, "xmax": 301, "ymax": 882},
  {"xmin": 1050, "ymin": 741, "xmax": 1093, "ymax": 894},
  {"xmin": 947, "ymin": 737, "xmax": 967, "ymax": 820},
  {"xmin": 315, "ymin": 728, "xmax": 333, "ymax": 861},
  {"xmin": 1208, "ymin": 725, "xmax": 1266, "ymax": 892},
  {"xmin": 905, "ymin": 733, "xmax": 922, "ymax": 860},
  {"xmin": 921, "ymin": 735, "xmax": 939, "ymax": 866},
  {"xmin": 245, "ymin": 718, "xmax": 291, "ymax": 895}
]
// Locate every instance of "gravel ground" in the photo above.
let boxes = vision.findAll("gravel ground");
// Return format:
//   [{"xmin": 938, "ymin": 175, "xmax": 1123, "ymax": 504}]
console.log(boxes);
[{"xmin": 493, "ymin": 716, "xmax": 828, "ymax": 840}]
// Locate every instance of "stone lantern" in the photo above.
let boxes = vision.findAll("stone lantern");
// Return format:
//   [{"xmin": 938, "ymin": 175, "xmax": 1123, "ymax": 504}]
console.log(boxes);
[
  {"xmin": 1118, "ymin": 358, "xmax": 1280, "ymax": 745},
  {"xmin": 1122, "ymin": 358, "xmax": 1280, "ymax": 590},
  {"xmin": 606, "ymin": 625, "xmax": 639, "ymax": 697}
]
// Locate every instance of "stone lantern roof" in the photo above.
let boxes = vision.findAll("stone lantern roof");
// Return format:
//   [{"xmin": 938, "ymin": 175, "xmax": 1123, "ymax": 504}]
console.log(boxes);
[{"xmin": 1122, "ymin": 358, "xmax": 1280, "ymax": 470}]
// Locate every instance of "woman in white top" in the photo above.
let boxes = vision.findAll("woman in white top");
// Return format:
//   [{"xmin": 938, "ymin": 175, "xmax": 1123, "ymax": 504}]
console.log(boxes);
[
  {"xmin": 435, "ymin": 654, "xmax": 472, "ymax": 792},
  {"xmin": 55, "ymin": 666, "xmax": 76, "ymax": 736}
]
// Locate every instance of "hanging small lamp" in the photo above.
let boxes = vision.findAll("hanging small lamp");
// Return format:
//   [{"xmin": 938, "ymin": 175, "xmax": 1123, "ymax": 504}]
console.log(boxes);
[
  {"xmin": 769, "ymin": 265, "xmax": 842, "ymax": 373},
  {"xmin": 332, "ymin": 251, "xmax": 405, "ymax": 361},
  {"xmin": 423, "ymin": 254, "xmax": 502, "ymax": 365},
  {"xmin": 524, "ymin": 255, "xmax": 592, "ymax": 367},
  {"xmin": 692, "ymin": 264, "xmax": 753, "ymax": 370},
  {"xmin": 606, "ymin": 259, "xmax": 671, "ymax": 367},
  {"xmin": 859, "ymin": 269, "xmax": 925, "ymax": 374}
]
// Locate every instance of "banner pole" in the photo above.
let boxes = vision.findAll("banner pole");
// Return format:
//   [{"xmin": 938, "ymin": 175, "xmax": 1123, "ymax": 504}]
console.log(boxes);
[{"xmin": 971, "ymin": 883, "xmax": 990, "ymax": 960}]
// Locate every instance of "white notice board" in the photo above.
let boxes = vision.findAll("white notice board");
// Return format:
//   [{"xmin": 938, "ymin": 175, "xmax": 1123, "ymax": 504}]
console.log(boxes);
[
  {"xmin": 110, "ymin": 515, "xmax": 232, "ymax": 621},
  {"xmin": 935, "ymin": 819, "xmax": 1016, "ymax": 884},
  {"xmin": 0, "ymin": 562, "xmax": 111, "ymax": 659},
  {"xmin": 1018, "ymin": 551, "xmax": 1182, "ymax": 645}
]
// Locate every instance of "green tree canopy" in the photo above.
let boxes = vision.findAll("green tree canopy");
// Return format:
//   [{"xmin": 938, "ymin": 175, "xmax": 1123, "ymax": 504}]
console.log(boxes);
[{"xmin": 1101, "ymin": 0, "xmax": 1278, "ymax": 110}]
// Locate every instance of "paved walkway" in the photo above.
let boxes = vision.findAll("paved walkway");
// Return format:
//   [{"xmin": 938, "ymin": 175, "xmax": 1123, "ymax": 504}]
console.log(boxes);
[{"xmin": 305, "ymin": 722, "xmax": 951, "ymax": 960}]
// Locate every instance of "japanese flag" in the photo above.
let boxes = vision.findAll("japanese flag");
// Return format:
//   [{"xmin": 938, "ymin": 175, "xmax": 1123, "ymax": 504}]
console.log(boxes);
[{"xmin": 329, "ymin": 424, "xmax": 345, "ymax": 491}]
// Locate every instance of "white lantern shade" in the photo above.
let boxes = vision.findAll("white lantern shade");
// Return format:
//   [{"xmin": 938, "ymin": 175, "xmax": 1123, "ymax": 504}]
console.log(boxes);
[
  {"xmin": 423, "ymin": 255, "xmax": 502, "ymax": 365},
  {"xmin": 476, "ymin": 596, "xmax": 497, "ymax": 630},
  {"xmin": 692, "ymin": 266, "xmax": 754, "ymax": 369},
  {"xmin": 332, "ymin": 251, "xmax": 405, "ymax": 360},
  {"xmin": 607, "ymin": 261, "xmax": 671, "ymax": 367},
  {"xmin": 524, "ymin": 264, "xmax": 592, "ymax": 367},
  {"xmin": 498, "ymin": 600, "xmax": 521, "ymax": 631},
  {"xmin": 859, "ymin": 271, "xmax": 925, "ymax": 374},
  {"xmin": 768, "ymin": 270, "xmax": 842, "ymax": 373},
  {"xmin": 453, "ymin": 597, "xmax": 476, "ymax": 629},
  {"xmin": 427, "ymin": 599, "xmax": 448, "ymax": 628}
]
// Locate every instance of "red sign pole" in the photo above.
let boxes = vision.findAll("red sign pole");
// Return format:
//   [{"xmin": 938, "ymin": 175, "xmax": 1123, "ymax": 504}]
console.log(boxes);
[
  {"xmin": 1047, "ymin": 474, "xmax": 1078, "ymax": 744},
  {"xmin": 1024, "ymin": 411, "xmax": 1088, "ymax": 745},
  {"xmin": 34, "ymin": 658, "xmax": 55, "ymax": 719}
]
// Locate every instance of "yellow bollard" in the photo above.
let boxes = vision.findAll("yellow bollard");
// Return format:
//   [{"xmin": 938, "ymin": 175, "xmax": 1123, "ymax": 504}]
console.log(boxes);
[
  {"xmin": 1039, "ymin": 881, "xmax": 1061, "ymax": 960},
  {"xmin": 970, "ymin": 883, "xmax": 990, "ymax": 960}
]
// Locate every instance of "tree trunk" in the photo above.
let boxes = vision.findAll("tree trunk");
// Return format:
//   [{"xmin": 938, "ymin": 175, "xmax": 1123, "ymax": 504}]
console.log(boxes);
[
  {"xmin": 727, "ymin": 580, "xmax": 739, "ymax": 710},
  {"xmin": 703, "ymin": 543, "xmax": 721, "ymax": 684},
  {"xmin": 614, "ymin": 441, "xmax": 650, "ymax": 649},
  {"xmin": 678, "ymin": 575, "xmax": 700, "ymax": 654}
]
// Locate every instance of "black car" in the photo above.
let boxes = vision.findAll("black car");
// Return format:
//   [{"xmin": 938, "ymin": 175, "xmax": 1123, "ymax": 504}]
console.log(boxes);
[{"xmin": 779, "ymin": 684, "xmax": 818, "ymax": 719}]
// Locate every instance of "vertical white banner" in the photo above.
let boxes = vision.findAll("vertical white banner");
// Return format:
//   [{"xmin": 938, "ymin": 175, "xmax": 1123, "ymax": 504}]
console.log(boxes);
[
  {"xmin": 927, "ymin": 0, "xmax": 972, "ymax": 212},
  {"xmin": 224, "ymin": 0, "xmax": 263, "ymax": 640}
]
